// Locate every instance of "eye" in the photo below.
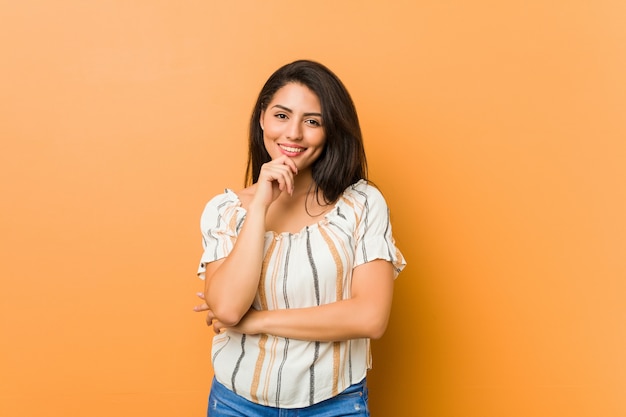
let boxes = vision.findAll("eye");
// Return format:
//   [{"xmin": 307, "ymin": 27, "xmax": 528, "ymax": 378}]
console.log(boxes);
[
  {"xmin": 275, "ymin": 113, "xmax": 288, "ymax": 120},
  {"xmin": 305, "ymin": 119, "xmax": 322, "ymax": 127}
]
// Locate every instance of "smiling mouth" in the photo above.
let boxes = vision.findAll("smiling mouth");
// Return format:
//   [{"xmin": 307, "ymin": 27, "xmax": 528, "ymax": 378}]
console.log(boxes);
[{"xmin": 279, "ymin": 144, "xmax": 306, "ymax": 154}]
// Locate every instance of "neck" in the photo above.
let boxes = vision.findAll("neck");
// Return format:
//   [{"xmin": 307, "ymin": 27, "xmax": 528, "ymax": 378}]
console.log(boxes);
[
  {"xmin": 291, "ymin": 169, "xmax": 316, "ymax": 197},
  {"xmin": 274, "ymin": 170, "xmax": 325, "ymax": 208}
]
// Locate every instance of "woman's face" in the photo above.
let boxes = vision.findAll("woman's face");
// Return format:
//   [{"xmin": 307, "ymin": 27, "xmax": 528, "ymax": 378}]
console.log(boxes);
[{"xmin": 260, "ymin": 82, "xmax": 326, "ymax": 173}]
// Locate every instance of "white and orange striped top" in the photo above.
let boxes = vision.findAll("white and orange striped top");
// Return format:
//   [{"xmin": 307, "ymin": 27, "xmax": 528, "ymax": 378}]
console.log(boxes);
[{"xmin": 197, "ymin": 179, "xmax": 406, "ymax": 408}]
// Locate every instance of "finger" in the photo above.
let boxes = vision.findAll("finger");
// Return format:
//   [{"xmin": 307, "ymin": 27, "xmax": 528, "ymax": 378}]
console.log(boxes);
[
  {"xmin": 275, "ymin": 171, "xmax": 293, "ymax": 194},
  {"xmin": 212, "ymin": 320, "xmax": 224, "ymax": 334},
  {"xmin": 280, "ymin": 156, "xmax": 298, "ymax": 175},
  {"xmin": 260, "ymin": 165, "xmax": 294, "ymax": 195},
  {"xmin": 193, "ymin": 292, "xmax": 208, "ymax": 311},
  {"xmin": 205, "ymin": 310, "xmax": 215, "ymax": 326},
  {"xmin": 272, "ymin": 164, "xmax": 295, "ymax": 194},
  {"xmin": 275, "ymin": 157, "xmax": 298, "ymax": 192},
  {"xmin": 194, "ymin": 302, "xmax": 209, "ymax": 312}
]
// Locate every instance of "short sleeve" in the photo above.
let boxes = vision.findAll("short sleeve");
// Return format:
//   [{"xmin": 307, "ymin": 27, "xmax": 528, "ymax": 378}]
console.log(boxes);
[
  {"xmin": 353, "ymin": 183, "xmax": 406, "ymax": 278},
  {"xmin": 197, "ymin": 190, "xmax": 244, "ymax": 279}
]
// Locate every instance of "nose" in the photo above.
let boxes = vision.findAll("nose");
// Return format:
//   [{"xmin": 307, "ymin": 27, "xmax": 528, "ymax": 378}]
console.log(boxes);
[{"xmin": 285, "ymin": 120, "xmax": 303, "ymax": 141}]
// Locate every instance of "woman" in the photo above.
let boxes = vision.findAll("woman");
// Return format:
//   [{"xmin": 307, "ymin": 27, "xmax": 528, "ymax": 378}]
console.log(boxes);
[{"xmin": 194, "ymin": 60, "xmax": 406, "ymax": 416}]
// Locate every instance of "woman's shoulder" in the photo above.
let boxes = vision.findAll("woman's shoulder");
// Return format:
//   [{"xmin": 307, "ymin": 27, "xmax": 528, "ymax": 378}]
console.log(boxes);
[
  {"xmin": 201, "ymin": 187, "xmax": 242, "ymax": 216},
  {"xmin": 200, "ymin": 188, "xmax": 246, "ymax": 231},
  {"xmin": 342, "ymin": 179, "xmax": 386, "ymax": 203},
  {"xmin": 203, "ymin": 188, "xmax": 236, "ymax": 205},
  {"xmin": 202, "ymin": 184, "xmax": 257, "ymax": 212},
  {"xmin": 333, "ymin": 180, "xmax": 389, "ymax": 219},
  {"xmin": 234, "ymin": 184, "xmax": 256, "ymax": 210}
]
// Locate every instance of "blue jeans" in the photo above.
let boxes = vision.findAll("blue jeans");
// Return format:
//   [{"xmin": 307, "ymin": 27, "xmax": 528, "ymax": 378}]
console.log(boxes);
[{"xmin": 207, "ymin": 377, "xmax": 370, "ymax": 417}]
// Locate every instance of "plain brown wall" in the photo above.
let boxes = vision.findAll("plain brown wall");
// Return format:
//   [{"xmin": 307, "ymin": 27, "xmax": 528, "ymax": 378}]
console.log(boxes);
[{"xmin": 1, "ymin": 1, "xmax": 625, "ymax": 416}]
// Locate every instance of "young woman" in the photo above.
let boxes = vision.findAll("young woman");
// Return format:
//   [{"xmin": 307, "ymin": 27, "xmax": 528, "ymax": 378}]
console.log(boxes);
[{"xmin": 194, "ymin": 60, "xmax": 406, "ymax": 416}]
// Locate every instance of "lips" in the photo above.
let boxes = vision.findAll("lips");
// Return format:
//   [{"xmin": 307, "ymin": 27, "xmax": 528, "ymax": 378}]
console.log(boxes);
[{"xmin": 279, "ymin": 144, "xmax": 306, "ymax": 154}]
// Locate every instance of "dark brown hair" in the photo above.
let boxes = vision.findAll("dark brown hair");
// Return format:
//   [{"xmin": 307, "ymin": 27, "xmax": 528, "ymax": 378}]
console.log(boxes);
[{"xmin": 245, "ymin": 60, "xmax": 368, "ymax": 203}]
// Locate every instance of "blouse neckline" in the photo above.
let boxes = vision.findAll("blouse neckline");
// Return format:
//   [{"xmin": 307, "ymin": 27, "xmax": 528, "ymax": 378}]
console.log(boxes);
[{"xmin": 223, "ymin": 180, "xmax": 366, "ymax": 238}]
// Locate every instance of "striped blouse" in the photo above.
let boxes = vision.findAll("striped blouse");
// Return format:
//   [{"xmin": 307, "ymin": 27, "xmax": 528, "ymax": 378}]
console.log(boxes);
[{"xmin": 197, "ymin": 179, "xmax": 406, "ymax": 408}]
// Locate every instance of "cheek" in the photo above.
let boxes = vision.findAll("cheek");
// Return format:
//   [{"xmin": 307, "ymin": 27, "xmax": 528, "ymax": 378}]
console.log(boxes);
[
  {"xmin": 262, "ymin": 121, "xmax": 282, "ymax": 139},
  {"xmin": 313, "ymin": 133, "xmax": 327, "ymax": 149}
]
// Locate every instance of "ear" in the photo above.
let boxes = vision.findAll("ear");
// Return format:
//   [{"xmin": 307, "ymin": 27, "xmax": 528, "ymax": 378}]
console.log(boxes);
[{"xmin": 259, "ymin": 110, "xmax": 265, "ymax": 131}]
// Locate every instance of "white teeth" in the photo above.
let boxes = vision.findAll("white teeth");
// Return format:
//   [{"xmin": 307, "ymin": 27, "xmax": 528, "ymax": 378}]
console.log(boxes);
[{"xmin": 280, "ymin": 145, "xmax": 305, "ymax": 153}]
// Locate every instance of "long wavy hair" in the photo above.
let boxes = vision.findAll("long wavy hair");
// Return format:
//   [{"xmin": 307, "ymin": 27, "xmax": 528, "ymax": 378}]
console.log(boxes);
[{"xmin": 245, "ymin": 60, "xmax": 368, "ymax": 204}]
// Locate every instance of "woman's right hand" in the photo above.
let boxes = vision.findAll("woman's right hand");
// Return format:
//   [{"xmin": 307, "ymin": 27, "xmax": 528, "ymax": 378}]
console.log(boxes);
[{"xmin": 252, "ymin": 156, "xmax": 298, "ymax": 208}]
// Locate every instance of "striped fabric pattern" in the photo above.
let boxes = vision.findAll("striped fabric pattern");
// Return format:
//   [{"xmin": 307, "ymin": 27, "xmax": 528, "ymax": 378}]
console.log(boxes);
[{"xmin": 198, "ymin": 180, "xmax": 406, "ymax": 408}]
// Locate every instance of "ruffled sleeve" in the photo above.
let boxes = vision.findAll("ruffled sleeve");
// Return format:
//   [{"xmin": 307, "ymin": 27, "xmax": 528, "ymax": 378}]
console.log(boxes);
[
  {"xmin": 352, "ymin": 182, "xmax": 406, "ymax": 278},
  {"xmin": 197, "ymin": 190, "xmax": 245, "ymax": 279}
]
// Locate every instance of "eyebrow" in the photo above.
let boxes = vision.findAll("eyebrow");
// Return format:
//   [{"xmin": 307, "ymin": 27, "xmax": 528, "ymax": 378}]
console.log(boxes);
[{"xmin": 271, "ymin": 104, "xmax": 322, "ymax": 118}]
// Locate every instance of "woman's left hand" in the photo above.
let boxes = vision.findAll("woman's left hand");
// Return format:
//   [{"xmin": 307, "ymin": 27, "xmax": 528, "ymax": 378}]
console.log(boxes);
[
  {"xmin": 215, "ymin": 308, "xmax": 262, "ymax": 335},
  {"xmin": 194, "ymin": 292, "xmax": 261, "ymax": 334},
  {"xmin": 193, "ymin": 292, "xmax": 260, "ymax": 334},
  {"xmin": 193, "ymin": 292, "xmax": 218, "ymax": 329}
]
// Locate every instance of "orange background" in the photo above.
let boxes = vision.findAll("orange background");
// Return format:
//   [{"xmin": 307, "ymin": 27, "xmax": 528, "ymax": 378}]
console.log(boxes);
[{"xmin": 1, "ymin": 1, "xmax": 625, "ymax": 416}]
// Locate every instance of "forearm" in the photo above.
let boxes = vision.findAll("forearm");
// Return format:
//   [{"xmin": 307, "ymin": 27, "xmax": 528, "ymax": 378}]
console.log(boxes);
[
  {"xmin": 218, "ymin": 259, "xmax": 396, "ymax": 341},
  {"xmin": 204, "ymin": 205, "xmax": 267, "ymax": 325},
  {"xmin": 239, "ymin": 297, "xmax": 391, "ymax": 342}
]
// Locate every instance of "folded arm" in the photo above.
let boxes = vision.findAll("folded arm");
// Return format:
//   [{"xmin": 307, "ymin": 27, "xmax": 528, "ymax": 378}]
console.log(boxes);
[
  {"xmin": 208, "ymin": 259, "xmax": 395, "ymax": 341},
  {"xmin": 202, "ymin": 203, "xmax": 266, "ymax": 327},
  {"xmin": 202, "ymin": 157, "xmax": 298, "ymax": 326}
]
